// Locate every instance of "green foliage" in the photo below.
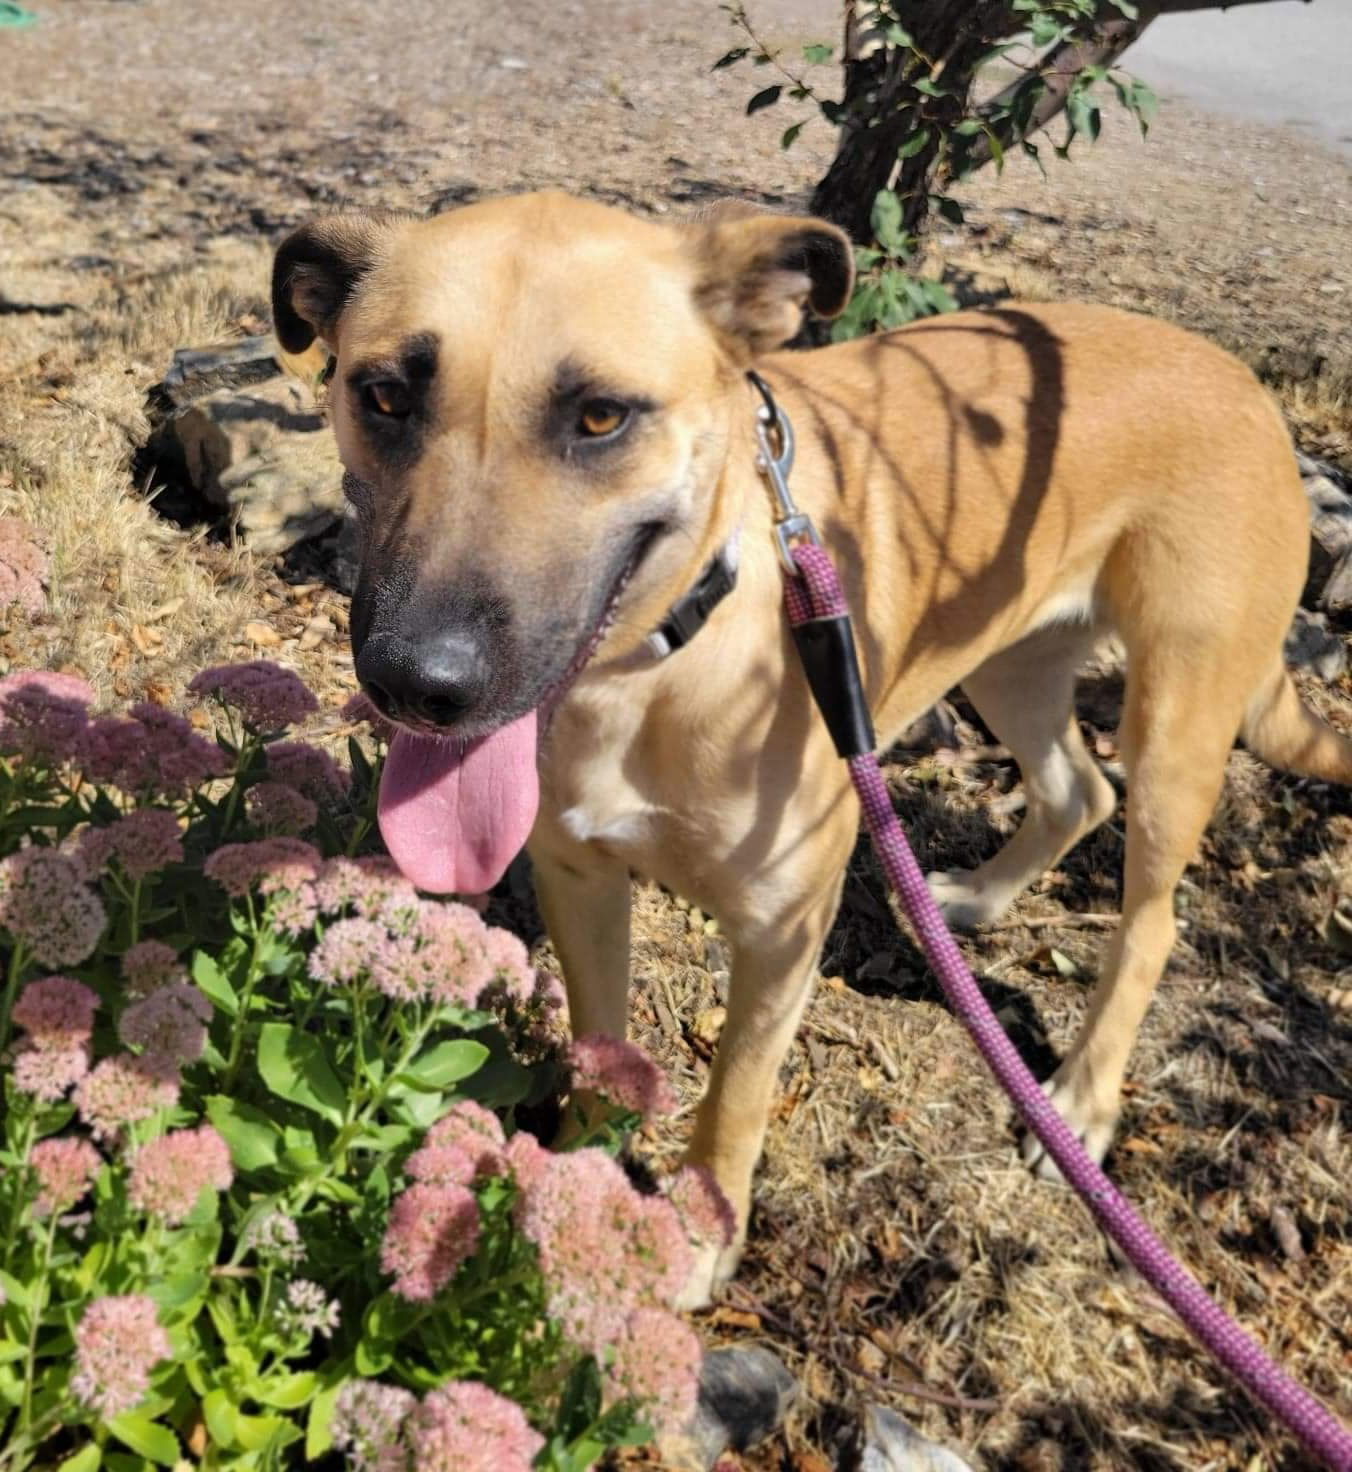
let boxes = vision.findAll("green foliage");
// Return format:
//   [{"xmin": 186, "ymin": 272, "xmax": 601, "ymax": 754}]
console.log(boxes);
[{"xmin": 715, "ymin": 1, "xmax": 1158, "ymax": 339}]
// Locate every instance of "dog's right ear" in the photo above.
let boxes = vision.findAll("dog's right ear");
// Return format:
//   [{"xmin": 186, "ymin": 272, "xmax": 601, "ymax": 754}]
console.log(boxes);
[{"xmin": 271, "ymin": 212, "xmax": 411, "ymax": 354}]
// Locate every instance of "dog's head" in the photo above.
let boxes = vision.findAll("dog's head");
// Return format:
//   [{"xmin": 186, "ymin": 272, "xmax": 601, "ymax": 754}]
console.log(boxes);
[{"xmin": 272, "ymin": 192, "xmax": 851, "ymax": 737}]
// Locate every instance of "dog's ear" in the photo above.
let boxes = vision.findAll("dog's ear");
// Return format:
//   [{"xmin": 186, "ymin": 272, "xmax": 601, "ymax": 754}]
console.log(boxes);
[
  {"xmin": 271, "ymin": 212, "xmax": 412, "ymax": 354},
  {"xmin": 692, "ymin": 213, "xmax": 854, "ymax": 357}
]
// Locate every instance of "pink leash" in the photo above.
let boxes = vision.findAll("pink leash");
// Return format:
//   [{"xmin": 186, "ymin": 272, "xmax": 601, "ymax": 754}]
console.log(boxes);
[
  {"xmin": 783, "ymin": 545, "xmax": 1352, "ymax": 1468},
  {"xmin": 749, "ymin": 370, "xmax": 1352, "ymax": 1468}
]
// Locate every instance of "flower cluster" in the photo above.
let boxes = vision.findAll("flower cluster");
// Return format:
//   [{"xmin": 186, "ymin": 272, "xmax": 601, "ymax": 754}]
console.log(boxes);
[
  {"xmin": 241, "ymin": 1209, "xmax": 305, "ymax": 1266},
  {"xmin": 380, "ymin": 1183, "xmax": 481, "ymax": 1302},
  {"xmin": 604, "ymin": 1307, "xmax": 702, "ymax": 1438},
  {"xmin": 81, "ymin": 703, "xmax": 229, "ymax": 797},
  {"xmin": 75, "ymin": 1054, "xmax": 180, "ymax": 1142},
  {"xmin": 119, "ymin": 982, "xmax": 212, "ymax": 1074},
  {"xmin": 0, "ymin": 670, "xmax": 92, "ymax": 766},
  {"xmin": 246, "ymin": 780, "xmax": 319, "ymax": 834},
  {"xmin": 204, "ymin": 836, "xmax": 322, "ymax": 899},
  {"xmin": 266, "ymin": 739, "xmax": 350, "ymax": 800},
  {"xmin": 513, "ymin": 1146, "xmax": 692, "ymax": 1353},
  {"xmin": 30, "ymin": 1136, "xmax": 103, "ymax": 1215},
  {"xmin": 333, "ymin": 1380, "xmax": 543, "ymax": 1472},
  {"xmin": 121, "ymin": 939, "xmax": 188, "ymax": 997},
  {"xmin": 11, "ymin": 976, "xmax": 99, "ymax": 1101},
  {"xmin": 277, "ymin": 1278, "xmax": 341, "ymax": 1340},
  {"xmin": 0, "ymin": 848, "xmax": 106, "ymax": 967},
  {"xmin": 128, "ymin": 1125, "xmax": 233, "ymax": 1223},
  {"xmin": 406, "ymin": 1100, "xmax": 507, "ymax": 1187},
  {"xmin": 79, "ymin": 808, "xmax": 184, "ymax": 881},
  {"xmin": 189, "ymin": 660, "xmax": 318, "ymax": 732},
  {"xmin": 567, "ymin": 1033, "xmax": 679, "ymax": 1122},
  {"xmin": 71, "ymin": 1295, "xmax": 172, "ymax": 1418}
]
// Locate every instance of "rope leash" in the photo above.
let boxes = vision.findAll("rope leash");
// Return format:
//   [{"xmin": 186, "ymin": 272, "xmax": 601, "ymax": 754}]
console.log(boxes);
[{"xmin": 751, "ymin": 376, "xmax": 1352, "ymax": 1469}]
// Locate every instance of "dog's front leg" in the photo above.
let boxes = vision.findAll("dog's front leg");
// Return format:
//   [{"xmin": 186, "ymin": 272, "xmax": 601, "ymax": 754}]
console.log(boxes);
[
  {"xmin": 678, "ymin": 873, "xmax": 846, "ymax": 1309},
  {"xmin": 530, "ymin": 844, "xmax": 633, "ymax": 1042}
]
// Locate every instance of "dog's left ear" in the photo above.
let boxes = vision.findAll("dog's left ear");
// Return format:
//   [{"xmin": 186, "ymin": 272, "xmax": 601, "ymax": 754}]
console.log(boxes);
[
  {"xmin": 271, "ymin": 211, "xmax": 412, "ymax": 354},
  {"xmin": 692, "ymin": 213, "xmax": 854, "ymax": 358}
]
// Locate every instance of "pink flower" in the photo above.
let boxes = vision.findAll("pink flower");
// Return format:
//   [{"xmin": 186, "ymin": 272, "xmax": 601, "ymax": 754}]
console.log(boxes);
[
  {"xmin": 31, "ymin": 1137, "xmax": 103, "ymax": 1215},
  {"xmin": 0, "ymin": 670, "xmax": 92, "ymax": 766},
  {"xmin": 128, "ymin": 1125, "xmax": 233, "ymax": 1223},
  {"xmin": 480, "ymin": 927, "xmax": 535, "ymax": 1008},
  {"xmin": 80, "ymin": 706, "xmax": 229, "ymax": 797},
  {"xmin": 189, "ymin": 660, "xmax": 318, "ymax": 732},
  {"xmin": 266, "ymin": 739, "xmax": 349, "ymax": 800},
  {"xmin": 0, "ymin": 849, "xmax": 106, "ymax": 967},
  {"xmin": 121, "ymin": 940, "xmax": 187, "ymax": 997},
  {"xmin": 666, "ymin": 1166, "xmax": 736, "ymax": 1252},
  {"xmin": 380, "ymin": 1183, "xmax": 480, "ymax": 1302},
  {"xmin": 309, "ymin": 917, "xmax": 390, "ymax": 987},
  {"xmin": 71, "ymin": 1294, "xmax": 171, "ymax": 1418},
  {"xmin": 278, "ymin": 1278, "xmax": 341, "ymax": 1339},
  {"xmin": 605, "ymin": 1308, "xmax": 702, "ymax": 1436},
  {"xmin": 408, "ymin": 1382, "xmax": 543, "ymax": 1472},
  {"xmin": 204, "ymin": 837, "xmax": 322, "ymax": 899},
  {"xmin": 247, "ymin": 781, "xmax": 318, "ymax": 835},
  {"xmin": 270, "ymin": 884, "xmax": 319, "ymax": 937},
  {"xmin": 416, "ymin": 1101, "xmax": 506, "ymax": 1181},
  {"xmin": 75, "ymin": 1055, "xmax": 179, "ymax": 1142},
  {"xmin": 79, "ymin": 809, "xmax": 184, "ymax": 881},
  {"xmin": 332, "ymin": 1380, "xmax": 416, "ymax": 1472},
  {"xmin": 403, "ymin": 1145, "xmax": 476, "ymax": 1189},
  {"xmin": 371, "ymin": 901, "xmax": 493, "ymax": 1007},
  {"xmin": 240, "ymin": 1209, "xmax": 304, "ymax": 1266},
  {"xmin": 119, "ymin": 983, "xmax": 212, "ymax": 1071},
  {"xmin": 515, "ymin": 1148, "xmax": 693, "ymax": 1353},
  {"xmin": 341, "ymin": 690, "xmax": 395, "ymax": 740},
  {"xmin": 12, "ymin": 976, "xmax": 99, "ymax": 1045},
  {"xmin": 504, "ymin": 1131, "xmax": 551, "ymax": 1195},
  {"xmin": 314, "ymin": 855, "xmax": 417, "ymax": 919},
  {"xmin": 0, "ymin": 520, "xmax": 50, "ymax": 618},
  {"xmin": 567, "ymin": 1035, "xmax": 677, "ymax": 1122},
  {"xmin": 13, "ymin": 1041, "xmax": 89, "ymax": 1101}
]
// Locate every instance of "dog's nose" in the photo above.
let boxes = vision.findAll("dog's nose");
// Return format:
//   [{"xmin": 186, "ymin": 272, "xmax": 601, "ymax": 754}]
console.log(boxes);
[{"xmin": 355, "ymin": 631, "xmax": 488, "ymax": 728}]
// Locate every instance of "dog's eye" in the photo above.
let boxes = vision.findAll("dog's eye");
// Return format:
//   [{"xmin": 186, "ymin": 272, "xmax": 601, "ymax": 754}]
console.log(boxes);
[
  {"xmin": 362, "ymin": 380, "xmax": 412, "ymax": 419},
  {"xmin": 578, "ymin": 401, "xmax": 629, "ymax": 439}
]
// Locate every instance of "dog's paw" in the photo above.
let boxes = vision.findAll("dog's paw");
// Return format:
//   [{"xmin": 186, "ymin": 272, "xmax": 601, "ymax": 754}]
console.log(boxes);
[
  {"xmin": 673, "ymin": 1237, "xmax": 745, "ymax": 1312},
  {"xmin": 1020, "ymin": 1063, "xmax": 1119, "ymax": 1183},
  {"xmin": 925, "ymin": 868, "xmax": 1004, "ymax": 930}
]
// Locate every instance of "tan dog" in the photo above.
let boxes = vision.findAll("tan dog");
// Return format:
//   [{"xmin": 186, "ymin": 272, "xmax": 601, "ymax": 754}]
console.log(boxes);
[{"xmin": 272, "ymin": 192, "xmax": 1351, "ymax": 1306}]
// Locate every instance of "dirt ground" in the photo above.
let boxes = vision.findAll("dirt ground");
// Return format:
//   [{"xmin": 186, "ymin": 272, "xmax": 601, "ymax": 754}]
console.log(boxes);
[{"xmin": 2, "ymin": 2, "xmax": 1351, "ymax": 1468}]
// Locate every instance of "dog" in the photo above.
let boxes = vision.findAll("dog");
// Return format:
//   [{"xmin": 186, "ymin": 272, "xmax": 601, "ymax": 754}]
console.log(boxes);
[{"xmin": 272, "ymin": 191, "xmax": 1351, "ymax": 1306}]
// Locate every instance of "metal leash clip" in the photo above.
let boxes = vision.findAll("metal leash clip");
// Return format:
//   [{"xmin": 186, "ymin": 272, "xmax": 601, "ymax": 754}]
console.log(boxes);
[{"xmin": 748, "ymin": 371, "xmax": 820, "ymax": 575}]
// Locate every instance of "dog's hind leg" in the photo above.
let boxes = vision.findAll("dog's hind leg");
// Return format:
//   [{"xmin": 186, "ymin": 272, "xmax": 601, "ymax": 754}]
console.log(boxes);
[
  {"xmin": 1023, "ymin": 642, "xmax": 1247, "ymax": 1177},
  {"xmin": 927, "ymin": 624, "xmax": 1117, "ymax": 929}
]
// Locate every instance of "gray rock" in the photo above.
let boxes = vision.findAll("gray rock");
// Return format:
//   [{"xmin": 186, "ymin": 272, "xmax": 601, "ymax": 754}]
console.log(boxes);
[
  {"xmin": 852, "ymin": 1405, "xmax": 976, "ymax": 1472},
  {"xmin": 152, "ymin": 335, "xmax": 284, "ymax": 412},
  {"xmin": 1285, "ymin": 607, "xmax": 1348, "ymax": 682},
  {"xmin": 167, "ymin": 377, "xmax": 344, "ymax": 556},
  {"xmin": 660, "ymin": 1345, "xmax": 798, "ymax": 1471},
  {"xmin": 1321, "ymin": 545, "xmax": 1352, "ymax": 614}
]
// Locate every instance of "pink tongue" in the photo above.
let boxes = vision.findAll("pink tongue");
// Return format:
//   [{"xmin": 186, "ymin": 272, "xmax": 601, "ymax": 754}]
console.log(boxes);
[{"xmin": 378, "ymin": 711, "xmax": 540, "ymax": 895}]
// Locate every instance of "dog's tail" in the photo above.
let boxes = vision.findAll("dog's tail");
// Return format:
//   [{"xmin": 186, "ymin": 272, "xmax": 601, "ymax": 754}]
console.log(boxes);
[{"xmin": 1242, "ymin": 661, "xmax": 1352, "ymax": 784}]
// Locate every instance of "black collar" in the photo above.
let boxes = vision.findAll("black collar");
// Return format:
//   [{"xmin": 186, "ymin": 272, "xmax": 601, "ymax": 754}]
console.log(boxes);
[{"xmin": 642, "ymin": 534, "xmax": 740, "ymax": 660}]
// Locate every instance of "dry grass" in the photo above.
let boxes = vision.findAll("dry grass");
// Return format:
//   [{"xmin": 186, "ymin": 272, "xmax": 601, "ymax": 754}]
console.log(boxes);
[{"xmin": 2, "ymin": 2, "xmax": 1351, "ymax": 1466}]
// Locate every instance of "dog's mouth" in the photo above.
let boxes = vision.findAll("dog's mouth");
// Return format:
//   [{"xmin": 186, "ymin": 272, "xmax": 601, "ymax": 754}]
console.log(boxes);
[{"xmin": 375, "ymin": 520, "xmax": 667, "ymax": 896}]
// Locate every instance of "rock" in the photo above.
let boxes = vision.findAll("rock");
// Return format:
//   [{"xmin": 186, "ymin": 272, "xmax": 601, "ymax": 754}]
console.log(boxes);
[
  {"xmin": 1321, "ymin": 546, "xmax": 1352, "ymax": 614},
  {"xmin": 850, "ymin": 1405, "xmax": 976, "ymax": 1472},
  {"xmin": 165, "ymin": 378, "xmax": 344, "ymax": 556},
  {"xmin": 660, "ymin": 1346, "xmax": 798, "ymax": 1472},
  {"xmin": 1285, "ymin": 608, "xmax": 1348, "ymax": 682},
  {"xmin": 895, "ymin": 699, "xmax": 960, "ymax": 752},
  {"xmin": 1299, "ymin": 457, "xmax": 1352, "ymax": 607},
  {"xmin": 152, "ymin": 335, "xmax": 282, "ymax": 411}
]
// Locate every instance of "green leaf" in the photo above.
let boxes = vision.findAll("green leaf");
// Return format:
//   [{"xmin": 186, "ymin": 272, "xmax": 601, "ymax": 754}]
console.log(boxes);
[
  {"xmin": 1109, "ymin": 0, "xmax": 1139, "ymax": 17},
  {"xmin": 911, "ymin": 77, "xmax": 948, "ymax": 98},
  {"xmin": 256, "ymin": 1023, "xmax": 346, "ymax": 1125},
  {"xmin": 895, "ymin": 126, "xmax": 930, "ymax": 160},
  {"xmin": 1066, "ymin": 88, "xmax": 1101, "ymax": 143},
  {"xmin": 255, "ymin": 1371, "xmax": 318, "ymax": 1410},
  {"xmin": 207, "ymin": 1095, "xmax": 282, "ymax": 1171},
  {"xmin": 802, "ymin": 42, "xmax": 833, "ymax": 64},
  {"xmin": 398, "ymin": 1039, "xmax": 488, "ymax": 1092},
  {"xmin": 306, "ymin": 1378, "xmax": 344, "ymax": 1459},
  {"xmin": 869, "ymin": 190, "xmax": 905, "ymax": 255},
  {"xmin": 146, "ymin": 1272, "xmax": 208, "ymax": 1319},
  {"xmin": 108, "ymin": 1413, "xmax": 180, "ymax": 1466},
  {"xmin": 711, "ymin": 45, "xmax": 748, "ymax": 69},
  {"xmin": 780, "ymin": 121, "xmax": 804, "ymax": 150},
  {"xmin": 192, "ymin": 951, "xmax": 238, "ymax": 1017},
  {"xmin": 883, "ymin": 22, "xmax": 914, "ymax": 47},
  {"xmin": 746, "ymin": 84, "xmax": 782, "ymax": 115},
  {"xmin": 56, "ymin": 1447, "xmax": 101, "ymax": 1472},
  {"xmin": 203, "ymin": 1389, "xmax": 241, "ymax": 1449}
]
